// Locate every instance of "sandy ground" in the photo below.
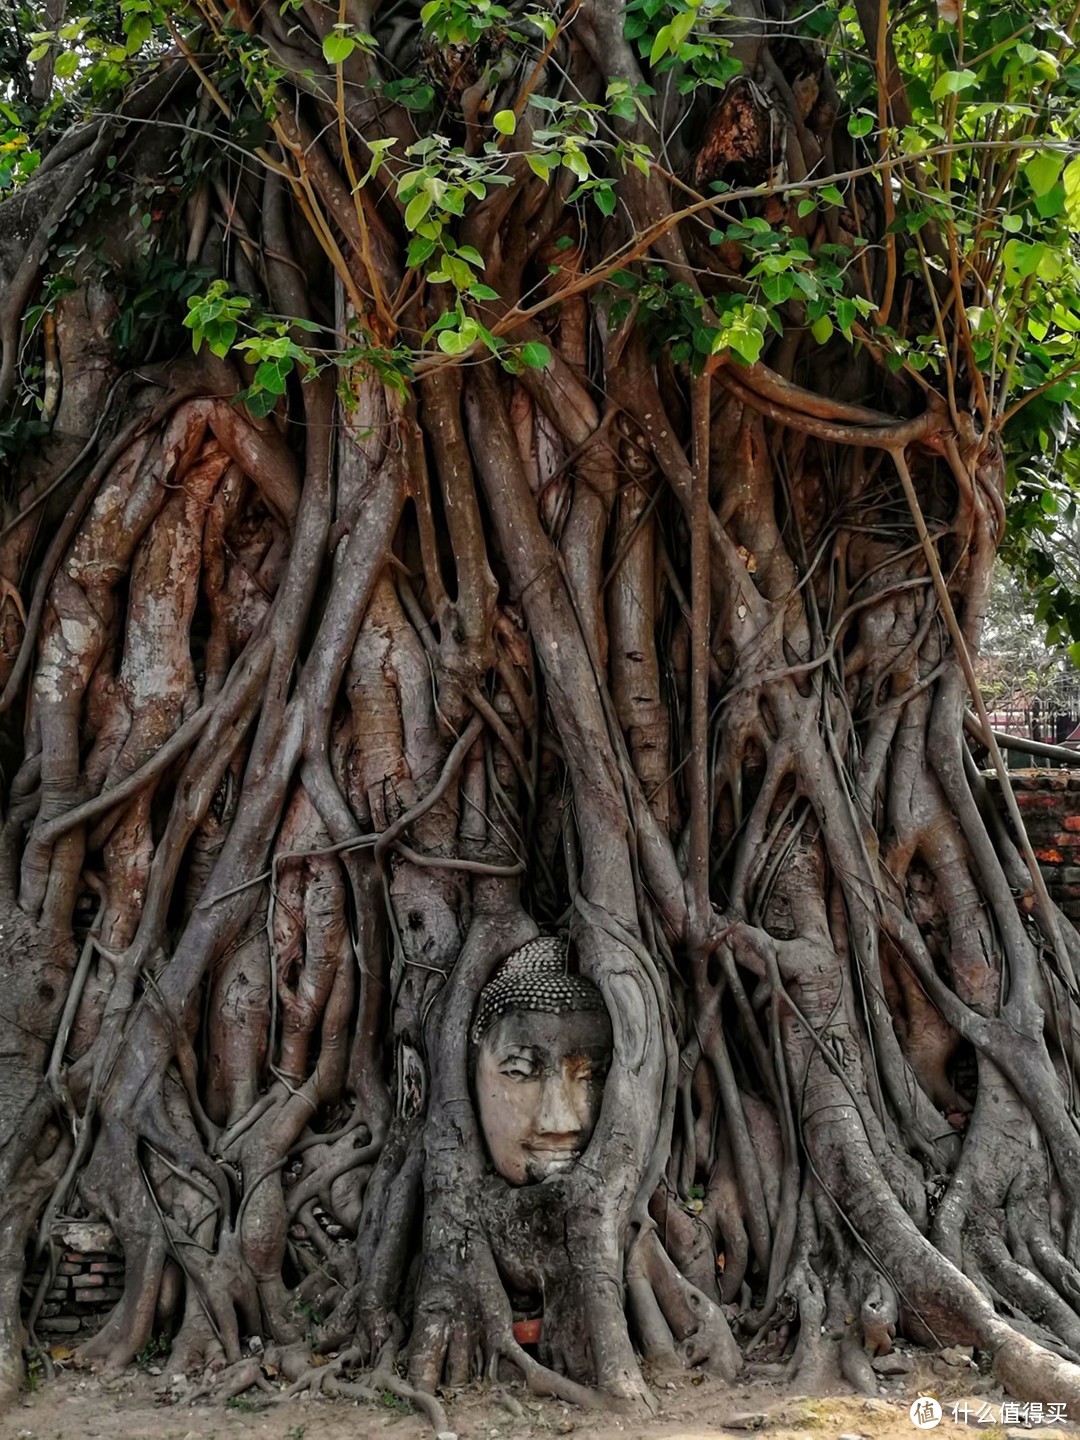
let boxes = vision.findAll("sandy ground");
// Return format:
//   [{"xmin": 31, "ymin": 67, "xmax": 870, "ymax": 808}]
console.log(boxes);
[{"xmin": 3, "ymin": 1348, "xmax": 1074, "ymax": 1440}]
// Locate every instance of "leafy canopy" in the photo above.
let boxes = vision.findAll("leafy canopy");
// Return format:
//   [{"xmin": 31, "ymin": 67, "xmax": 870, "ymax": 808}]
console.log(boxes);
[{"xmin": 3, "ymin": 0, "xmax": 1080, "ymax": 649}]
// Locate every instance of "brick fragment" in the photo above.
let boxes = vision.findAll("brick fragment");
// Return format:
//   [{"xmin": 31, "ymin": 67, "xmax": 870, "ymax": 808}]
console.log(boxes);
[
  {"xmin": 39, "ymin": 1317, "xmax": 81, "ymax": 1333},
  {"xmin": 89, "ymin": 1261, "xmax": 123, "ymax": 1274},
  {"xmin": 1011, "ymin": 772, "xmax": 1068, "ymax": 791},
  {"xmin": 54, "ymin": 1222, "xmax": 121, "ymax": 1256}
]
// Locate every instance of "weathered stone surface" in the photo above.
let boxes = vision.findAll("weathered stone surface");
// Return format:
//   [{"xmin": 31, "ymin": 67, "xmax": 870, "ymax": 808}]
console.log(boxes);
[
  {"xmin": 871, "ymin": 1351, "xmax": 913, "ymax": 1375},
  {"xmin": 939, "ymin": 1345, "xmax": 974, "ymax": 1367},
  {"xmin": 54, "ymin": 1221, "xmax": 121, "ymax": 1255}
]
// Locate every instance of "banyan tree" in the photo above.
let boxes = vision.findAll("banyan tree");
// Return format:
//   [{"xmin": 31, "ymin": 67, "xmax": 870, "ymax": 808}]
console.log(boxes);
[{"xmin": 2, "ymin": 0, "xmax": 1080, "ymax": 1420}]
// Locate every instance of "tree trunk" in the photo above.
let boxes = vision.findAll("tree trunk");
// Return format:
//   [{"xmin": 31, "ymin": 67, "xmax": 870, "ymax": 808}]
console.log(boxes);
[{"xmin": 1, "ymin": 0, "xmax": 1080, "ymax": 1421}]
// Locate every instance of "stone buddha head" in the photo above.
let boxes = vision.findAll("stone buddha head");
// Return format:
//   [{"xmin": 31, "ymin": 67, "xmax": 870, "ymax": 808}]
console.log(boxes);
[{"xmin": 472, "ymin": 937, "xmax": 612, "ymax": 1185}]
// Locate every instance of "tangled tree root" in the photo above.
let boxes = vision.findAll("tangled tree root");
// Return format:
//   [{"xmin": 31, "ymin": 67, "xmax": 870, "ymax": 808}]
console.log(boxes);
[{"xmin": 3, "ymin": 0, "xmax": 1080, "ymax": 1424}]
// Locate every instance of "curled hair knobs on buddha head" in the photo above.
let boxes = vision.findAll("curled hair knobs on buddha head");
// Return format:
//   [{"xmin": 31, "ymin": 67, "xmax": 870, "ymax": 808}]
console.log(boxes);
[{"xmin": 471, "ymin": 936, "xmax": 606, "ymax": 1047}]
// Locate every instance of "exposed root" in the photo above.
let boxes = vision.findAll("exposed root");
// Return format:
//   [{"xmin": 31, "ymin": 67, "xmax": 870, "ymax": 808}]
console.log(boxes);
[{"xmin": 3, "ymin": 5, "xmax": 1080, "ymax": 1423}]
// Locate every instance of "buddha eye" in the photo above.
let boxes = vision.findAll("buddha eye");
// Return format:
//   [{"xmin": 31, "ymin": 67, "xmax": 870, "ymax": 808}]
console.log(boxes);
[{"xmin": 500, "ymin": 1053, "xmax": 540, "ymax": 1081}]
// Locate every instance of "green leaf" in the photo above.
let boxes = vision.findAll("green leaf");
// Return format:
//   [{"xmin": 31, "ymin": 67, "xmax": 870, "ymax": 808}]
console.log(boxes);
[
  {"xmin": 526, "ymin": 152, "xmax": 557, "ymax": 180},
  {"xmin": 493, "ymin": 109, "xmax": 517, "ymax": 135},
  {"xmin": 797, "ymin": 198, "xmax": 816, "ymax": 218},
  {"xmin": 475, "ymin": 322, "xmax": 501, "ymax": 353},
  {"xmin": 1003, "ymin": 239, "xmax": 1048, "ymax": 281},
  {"xmin": 1064, "ymin": 158, "xmax": 1080, "ymax": 224},
  {"xmin": 761, "ymin": 273, "xmax": 794, "ymax": 305},
  {"xmin": 835, "ymin": 298, "xmax": 856, "ymax": 334},
  {"xmin": 811, "ymin": 315, "xmax": 834, "ymax": 345},
  {"xmin": 821, "ymin": 185, "xmax": 844, "ymax": 206},
  {"xmin": 322, "ymin": 32, "xmax": 355, "ymax": 63},
  {"xmin": 124, "ymin": 14, "xmax": 151, "ymax": 52},
  {"xmin": 389, "ymin": 81, "xmax": 434, "ymax": 111},
  {"xmin": 930, "ymin": 68, "xmax": 978, "ymax": 100},
  {"xmin": 254, "ymin": 359, "xmax": 289, "ymax": 395},
  {"xmin": 54, "ymin": 50, "xmax": 79, "ymax": 78},
  {"xmin": 404, "ymin": 190, "xmax": 434, "ymax": 231},
  {"xmin": 442, "ymin": 255, "xmax": 475, "ymax": 288},
  {"xmin": 1034, "ymin": 184, "xmax": 1065, "ymax": 220},
  {"xmin": 847, "ymin": 114, "xmax": 874, "ymax": 138},
  {"xmin": 727, "ymin": 327, "xmax": 763, "ymax": 364},
  {"xmin": 243, "ymin": 387, "xmax": 279, "ymax": 419},
  {"xmin": 649, "ymin": 22, "xmax": 673, "ymax": 64},
  {"xmin": 1025, "ymin": 150, "xmax": 1064, "ymax": 199},
  {"xmin": 27, "ymin": 43, "xmax": 50, "ymax": 62},
  {"xmin": 468, "ymin": 283, "xmax": 500, "ymax": 300},
  {"xmin": 594, "ymin": 185, "xmax": 616, "ymax": 216},
  {"xmin": 669, "ymin": 8, "xmax": 695, "ymax": 45},
  {"xmin": 519, "ymin": 340, "xmax": 551, "ymax": 369},
  {"xmin": 207, "ymin": 320, "xmax": 237, "ymax": 359},
  {"xmin": 406, "ymin": 236, "xmax": 437, "ymax": 268},
  {"xmin": 437, "ymin": 328, "xmax": 472, "ymax": 355}
]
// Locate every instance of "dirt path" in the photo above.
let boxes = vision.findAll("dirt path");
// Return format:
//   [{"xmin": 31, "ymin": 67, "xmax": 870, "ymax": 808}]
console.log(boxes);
[{"xmin": 3, "ymin": 1348, "xmax": 1072, "ymax": 1440}]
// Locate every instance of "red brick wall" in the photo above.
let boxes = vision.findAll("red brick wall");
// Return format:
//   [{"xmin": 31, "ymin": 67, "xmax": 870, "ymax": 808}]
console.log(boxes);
[
  {"xmin": 991, "ymin": 771, "xmax": 1080, "ymax": 925},
  {"xmin": 23, "ymin": 1221, "xmax": 124, "ymax": 1341}
]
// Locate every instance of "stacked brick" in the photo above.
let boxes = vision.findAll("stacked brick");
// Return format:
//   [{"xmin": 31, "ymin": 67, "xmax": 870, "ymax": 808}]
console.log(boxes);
[
  {"xmin": 26, "ymin": 1221, "xmax": 125, "ymax": 1340},
  {"xmin": 988, "ymin": 770, "xmax": 1080, "ymax": 925}
]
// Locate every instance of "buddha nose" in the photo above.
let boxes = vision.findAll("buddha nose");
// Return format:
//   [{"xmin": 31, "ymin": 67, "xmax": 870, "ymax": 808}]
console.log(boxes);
[{"xmin": 535, "ymin": 1073, "xmax": 580, "ymax": 1138}]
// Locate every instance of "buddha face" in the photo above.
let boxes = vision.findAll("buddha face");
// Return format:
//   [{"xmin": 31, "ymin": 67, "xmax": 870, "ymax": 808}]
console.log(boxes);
[{"xmin": 475, "ymin": 1008, "xmax": 613, "ymax": 1185}]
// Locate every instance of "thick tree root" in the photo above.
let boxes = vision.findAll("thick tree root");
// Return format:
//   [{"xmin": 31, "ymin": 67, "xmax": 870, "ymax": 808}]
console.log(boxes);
[{"xmin": 3, "ymin": 4, "xmax": 1080, "ymax": 1424}]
